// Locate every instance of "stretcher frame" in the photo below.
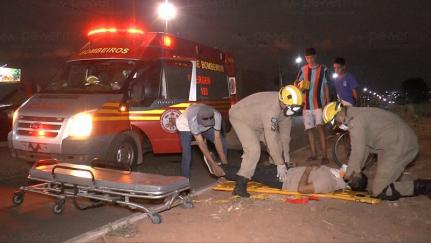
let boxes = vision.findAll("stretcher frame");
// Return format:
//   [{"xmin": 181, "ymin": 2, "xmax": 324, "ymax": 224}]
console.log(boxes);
[{"xmin": 12, "ymin": 162, "xmax": 193, "ymax": 224}]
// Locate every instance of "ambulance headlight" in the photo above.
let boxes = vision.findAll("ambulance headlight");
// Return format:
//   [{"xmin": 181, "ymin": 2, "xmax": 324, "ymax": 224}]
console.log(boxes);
[{"xmin": 67, "ymin": 112, "xmax": 93, "ymax": 137}]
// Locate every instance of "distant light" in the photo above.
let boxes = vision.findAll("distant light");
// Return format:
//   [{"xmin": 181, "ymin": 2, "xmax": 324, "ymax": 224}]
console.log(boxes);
[
  {"xmin": 373, "ymin": 92, "xmax": 376, "ymax": 95},
  {"xmin": 363, "ymin": 87, "xmax": 368, "ymax": 92},
  {"xmin": 295, "ymin": 56, "xmax": 302, "ymax": 64},
  {"xmin": 163, "ymin": 35, "xmax": 172, "ymax": 47},
  {"xmin": 157, "ymin": 1, "xmax": 177, "ymax": 21},
  {"xmin": 368, "ymin": 90, "xmax": 372, "ymax": 94},
  {"xmin": 332, "ymin": 73, "xmax": 339, "ymax": 79},
  {"xmin": 383, "ymin": 98, "xmax": 387, "ymax": 102},
  {"xmin": 119, "ymin": 105, "xmax": 128, "ymax": 112}
]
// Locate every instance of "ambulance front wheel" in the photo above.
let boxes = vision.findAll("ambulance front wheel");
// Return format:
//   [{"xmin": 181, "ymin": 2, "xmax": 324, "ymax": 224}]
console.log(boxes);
[{"xmin": 109, "ymin": 134, "xmax": 138, "ymax": 171}]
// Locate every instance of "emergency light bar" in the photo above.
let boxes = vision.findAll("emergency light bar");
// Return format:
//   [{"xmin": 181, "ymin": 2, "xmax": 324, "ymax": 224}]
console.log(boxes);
[{"xmin": 87, "ymin": 27, "xmax": 144, "ymax": 37}]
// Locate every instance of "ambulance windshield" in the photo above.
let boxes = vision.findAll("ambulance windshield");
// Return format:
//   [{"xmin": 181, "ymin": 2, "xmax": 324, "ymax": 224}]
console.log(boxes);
[{"xmin": 46, "ymin": 60, "xmax": 136, "ymax": 93}]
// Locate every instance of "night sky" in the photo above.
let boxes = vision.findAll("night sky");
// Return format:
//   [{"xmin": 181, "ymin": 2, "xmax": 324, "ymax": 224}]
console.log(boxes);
[{"xmin": 1, "ymin": 0, "xmax": 430, "ymax": 96}]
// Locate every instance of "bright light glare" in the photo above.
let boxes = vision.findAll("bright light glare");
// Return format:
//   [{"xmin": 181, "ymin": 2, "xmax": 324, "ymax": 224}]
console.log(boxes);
[
  {"xmin": 157, "ymin": 1, "xmax": 177, "ymax": 21},
  {"xmin": 87, "ymin": 28, "xmax": 117, "ymax": 36},
  {"xmin": 163, "ymin": 35, "xmax": 172, "ymax": 47},
  {"xmin": 295, "ymin": 56, "xmax": 302, "ymax": 64},
  {"xmin": 68, "ymin": 113, "xmax": 93, "ymax": 137},
  {"xmin": 12, "ymin": 109, "xmax": 19, "ymax": 125},
  {"xmin": 363, "ymin": 87, "xmax": 368, "ymax": 92},
  {"xmin": 332, "ymin": 73, "xmax": 339, "ymax": 79},
  {"xmin": 127, "ymin": 28, "xmax": 144, "ymax": 34}
]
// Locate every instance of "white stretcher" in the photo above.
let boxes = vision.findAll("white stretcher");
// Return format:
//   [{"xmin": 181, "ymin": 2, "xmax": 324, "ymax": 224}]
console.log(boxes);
[{"xmin": 12, "ymin": 159, "xmax": 193, "ymax": 224}]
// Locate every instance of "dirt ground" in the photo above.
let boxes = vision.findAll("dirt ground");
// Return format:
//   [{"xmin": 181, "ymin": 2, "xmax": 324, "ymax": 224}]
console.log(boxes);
[{"xmin": 96, "ymin": 112, "xmax": 431, "ymax": 243}]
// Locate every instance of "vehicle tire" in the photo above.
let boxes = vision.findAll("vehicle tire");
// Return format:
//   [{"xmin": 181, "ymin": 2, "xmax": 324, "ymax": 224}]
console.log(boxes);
[
  {"xmin": 12, "ymin": 192, "xmax": 24, "ymax": 206},
  {"xmin": 108, "ymin": 134, "xmax": 138, "ymax": 171},
  {"xmin": 332, "ymin": 132, "xmax": 351, "ymax": 167},
  {"xmin": 52, "ymin": 199, "xmax": 65, "ymax": 215}
]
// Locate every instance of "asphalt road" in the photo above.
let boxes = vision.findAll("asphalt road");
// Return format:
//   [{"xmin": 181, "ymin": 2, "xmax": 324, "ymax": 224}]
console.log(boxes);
[
  {"xmin": 0, "ymin": 116, "xmax": 307, "ymax": 242},
  {"xmin": 0, "ymin": 146, "xmax": 225, "ymax": 242}
]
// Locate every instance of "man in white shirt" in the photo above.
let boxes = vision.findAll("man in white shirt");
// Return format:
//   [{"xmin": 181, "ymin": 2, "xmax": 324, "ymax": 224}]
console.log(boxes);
[{"xmin": 176, "ymin": 104, "xmax": 228, "ymax": 178}]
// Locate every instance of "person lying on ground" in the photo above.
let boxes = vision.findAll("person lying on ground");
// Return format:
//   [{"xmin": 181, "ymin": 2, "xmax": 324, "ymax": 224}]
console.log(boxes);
[{"xmin": 209, "ymin": 162, "xmax": 347, "ymax": 194}]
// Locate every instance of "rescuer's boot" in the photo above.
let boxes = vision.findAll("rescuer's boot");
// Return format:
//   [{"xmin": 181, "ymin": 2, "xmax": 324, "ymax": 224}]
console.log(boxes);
[
  {"xmin": 233, "ymin": 176, "xmax": 250, "ymax": 198},
  {"xmin": 414, "ymin": 179, "xmax": 431, "ymax": 196}
]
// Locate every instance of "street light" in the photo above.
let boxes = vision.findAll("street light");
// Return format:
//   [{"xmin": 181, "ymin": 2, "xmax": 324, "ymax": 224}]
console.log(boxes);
[
  {"xmin": 295, "ymin": 56, "xmax": 302, "ymax": 64},
  {"xmin": 157, "ymin": 0, "xmax": 177, "ymax": 33}
]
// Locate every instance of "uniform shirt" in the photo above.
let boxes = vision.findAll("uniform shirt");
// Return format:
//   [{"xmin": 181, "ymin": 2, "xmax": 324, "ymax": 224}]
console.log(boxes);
[
  {"xmin": 344, "ymin": 107, "xmax": 419, "ymax": 178},
  {"xmin": 332, "ymin": 73, "xmax": 358, "ymax": 105},
  {"xmin": 297, "ymin": 65, "xmax": 329, "ymax": 110},
  {"xmin": 282, "ymin": 166, "xmax": 347, "ymax": 193},
  {"xmin": 176, "ymin": 104, "xmax": 222, "ymax": 135},
  {"xmin": 229, "ymin": 92, "xmax": 292, "ymax": 165}
]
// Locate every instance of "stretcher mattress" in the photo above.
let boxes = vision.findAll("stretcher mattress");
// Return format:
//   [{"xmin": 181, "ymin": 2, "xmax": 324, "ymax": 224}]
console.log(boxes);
[
  {"xmin": 213, "ymin": 181, "xmax": 380, "ymax": 204},
  {"xmin": 30, "ymin": 163, "xmax": 190, "ymax": 194}
]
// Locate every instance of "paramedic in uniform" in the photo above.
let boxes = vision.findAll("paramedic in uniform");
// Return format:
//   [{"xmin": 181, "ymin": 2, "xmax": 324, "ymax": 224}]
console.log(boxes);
[
  {"xmin": 176, "ymin": 104, "xmax": 228, "ymax": 178},
  {"xmin": 323, "ymin": 102, "xmax": 431, "ymax": 200},
  {"xmin": 296, "ymin": 47, "xmax": 330, "ymax": 164},
  {"xmin": 228, "ymin": 85, "xmax": 303, "ymax": 197}
]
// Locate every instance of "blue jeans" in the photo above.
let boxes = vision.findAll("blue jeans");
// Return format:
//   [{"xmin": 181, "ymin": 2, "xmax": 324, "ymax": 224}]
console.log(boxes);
[{"xmin": 180, "ymin": 129, "xmax": 228, "ymax": 178}]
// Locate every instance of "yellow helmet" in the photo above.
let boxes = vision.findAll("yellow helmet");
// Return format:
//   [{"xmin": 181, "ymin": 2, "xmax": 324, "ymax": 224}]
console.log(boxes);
[
  {"xmin": 278, "ymin": 85, "xmax": 303, "ymax": 106},
  {"xmin": 323, "ymin": 101, "xmax": 343, "ymax": 124}
]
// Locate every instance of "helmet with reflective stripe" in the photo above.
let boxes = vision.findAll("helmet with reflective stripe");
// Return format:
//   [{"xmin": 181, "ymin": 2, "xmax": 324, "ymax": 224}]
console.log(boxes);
[
  {"xmin": 323, "ymin": 101, "xmax": 342, "ymax": 124},
  {"xmin": 279, "ymin": 85, "xmax": 303, "ymax": 106}
]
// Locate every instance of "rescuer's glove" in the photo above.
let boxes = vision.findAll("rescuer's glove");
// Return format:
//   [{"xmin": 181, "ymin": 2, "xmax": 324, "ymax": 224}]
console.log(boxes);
[{"xmin": 277, "ymin": 164, "xmax": 289, "ymax": 182}]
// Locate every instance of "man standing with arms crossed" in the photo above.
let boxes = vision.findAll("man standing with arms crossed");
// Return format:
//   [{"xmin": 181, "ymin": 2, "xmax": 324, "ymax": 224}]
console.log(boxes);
[{"xmin": 296, "ymin": 48, "xmax": 330, "ymax": 164}]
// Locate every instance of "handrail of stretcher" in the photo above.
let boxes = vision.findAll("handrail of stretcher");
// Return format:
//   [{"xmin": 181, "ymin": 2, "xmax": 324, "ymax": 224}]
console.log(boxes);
[{"xmin": 27, "ymin": 175, "xmax": 191, "ymax": 199}]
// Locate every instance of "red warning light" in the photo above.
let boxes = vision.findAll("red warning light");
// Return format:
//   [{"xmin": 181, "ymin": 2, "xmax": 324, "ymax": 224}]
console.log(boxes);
[
  {"xmin": 163, "ymin": 36, "xmax": 172, "ymax": 47},
  {"xmin": 87, "ymin": 27, "xmax": 144, "ymax": 37},
  {"xmin": 127, "ymin": 28, "xmax": 144, "ymax": 34},
  {"xmin": 87, "ymin": 28, "xmax": 117, "ymax": 36},
  {"xmin": 37, "ymin": 130, "xmax": 46, "ymax": 136}
]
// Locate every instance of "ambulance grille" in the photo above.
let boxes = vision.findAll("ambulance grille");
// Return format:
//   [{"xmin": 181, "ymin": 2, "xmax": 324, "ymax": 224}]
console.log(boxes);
[{"xmin": 16, "ymin": 116, "xmax": 64, "ymax": 138}]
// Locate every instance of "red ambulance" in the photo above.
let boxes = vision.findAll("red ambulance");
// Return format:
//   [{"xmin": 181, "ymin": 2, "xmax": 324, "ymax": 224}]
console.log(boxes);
[{"xmin": 8, "ymin": 25, "xmax": 237, "ymax": 170}]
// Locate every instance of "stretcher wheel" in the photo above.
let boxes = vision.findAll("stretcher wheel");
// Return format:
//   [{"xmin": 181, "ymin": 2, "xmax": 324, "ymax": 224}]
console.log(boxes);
[
  {"xmin": 150, "ymin": 213, "xmax": 161, "ymax": 224},
  {"xmin": 12, "ymin": 192, "xmax": 24, "ymax": 206},
  {"xmin": 52, "ymin": 199, "xmax": 65, "ymax": 215},
  {"xmin": 181, "ymin": 198, "xmax": 194, "ymax": 209}
]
